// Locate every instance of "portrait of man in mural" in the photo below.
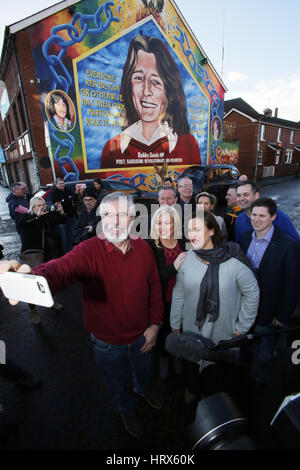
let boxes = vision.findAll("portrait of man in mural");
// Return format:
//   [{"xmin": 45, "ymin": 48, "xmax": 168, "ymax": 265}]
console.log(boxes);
[
  {"xmin": 212, "ymin": 116, "xmax": 222, "ymax": 141},
  {"xmin": 100, "ymin": 34, "xmax": 201, "ymax": 169},
  {"xmin": 46, "ymin": 91, "xmax": 76, "ymax": 132}
]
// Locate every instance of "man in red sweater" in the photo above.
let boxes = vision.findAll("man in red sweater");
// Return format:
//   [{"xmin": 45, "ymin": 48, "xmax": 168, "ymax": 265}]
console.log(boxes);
[{"xmin": 0, "ymin": 192, "xmax": 164, "ymax": 438}]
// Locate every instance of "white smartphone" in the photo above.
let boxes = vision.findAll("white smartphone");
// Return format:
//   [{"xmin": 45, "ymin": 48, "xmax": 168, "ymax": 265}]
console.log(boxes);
[{"xmin": 0, "ymin": 272, "xmax": 54, "ymax": 308}]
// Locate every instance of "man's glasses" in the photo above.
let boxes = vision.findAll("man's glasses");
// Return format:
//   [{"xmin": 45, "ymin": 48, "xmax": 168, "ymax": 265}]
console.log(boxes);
[{"xmin": 102, "ymin": 212, "xmax": 129, "ymax": 219}]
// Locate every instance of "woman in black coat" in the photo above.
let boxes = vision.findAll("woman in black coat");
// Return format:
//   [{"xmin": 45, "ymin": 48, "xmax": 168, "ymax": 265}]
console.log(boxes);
[
  {"xmin": 147, "ymin": 205, "xmax": 187, "ymax": 379},
  {"xmin": 19, "ymin": 197, "xmax": 66, "ymax": 323}
]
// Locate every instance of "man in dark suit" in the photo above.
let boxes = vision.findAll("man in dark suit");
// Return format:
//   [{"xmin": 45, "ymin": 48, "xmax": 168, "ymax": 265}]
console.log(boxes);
[{"xmin": 240, "ymin": 197, "xmax": 300, "ymax": 389}]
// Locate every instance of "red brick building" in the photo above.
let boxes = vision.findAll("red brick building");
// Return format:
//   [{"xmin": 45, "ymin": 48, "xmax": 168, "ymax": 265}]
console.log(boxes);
[
  {"xmin": 224, "ymin": 98, "xmax": 300, "ymax": 180},
  {"xmin": 0, "ymin": 4, "xmax": 63, "ymax": 191}
]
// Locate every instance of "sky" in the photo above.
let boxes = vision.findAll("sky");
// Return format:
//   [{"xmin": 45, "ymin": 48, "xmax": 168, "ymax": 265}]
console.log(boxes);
[{"xmin": 1, "ymin": 0, "xmax": 299, "ymax": 121}]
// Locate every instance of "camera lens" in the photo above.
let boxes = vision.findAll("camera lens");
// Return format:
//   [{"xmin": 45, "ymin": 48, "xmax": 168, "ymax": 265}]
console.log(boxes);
[{"xmin": 185, "ymin": 392, "xmax": 255, "ymax": 450}]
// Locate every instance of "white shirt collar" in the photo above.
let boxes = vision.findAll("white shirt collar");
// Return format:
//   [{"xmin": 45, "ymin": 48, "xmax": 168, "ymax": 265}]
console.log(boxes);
[
  {"xmin": 53, "ymin": 116, "xmax": 71, "ymax": 131},
  {"xmin": 120, "ymin": 120, "xmax": 178, "ymax": 154}
]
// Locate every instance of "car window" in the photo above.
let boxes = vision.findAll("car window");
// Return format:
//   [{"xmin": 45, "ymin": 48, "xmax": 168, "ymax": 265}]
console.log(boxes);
[
  {"xmin": 185, "ymin": 168, "xmax": 205, "ymax": 179},
  {"xmin": 206, "ymin": 170, "xmax": 216, "ymax": 182},
  {"xmin": 231, "ymin": 168, "xmax": 240, "ymax": 180},
  {"xmin": 206, "ymin": 168, "xmax": 235, "ymax": 183},
  {"xmin": 105, "ymin": 181, "xmax": 136, "ymax": 190}
]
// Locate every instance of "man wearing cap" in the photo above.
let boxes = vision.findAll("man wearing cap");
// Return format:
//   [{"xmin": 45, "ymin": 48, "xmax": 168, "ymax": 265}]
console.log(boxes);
[{"xmin": 73, "ymin": 188, "xmax": 101, "ymax": 245}]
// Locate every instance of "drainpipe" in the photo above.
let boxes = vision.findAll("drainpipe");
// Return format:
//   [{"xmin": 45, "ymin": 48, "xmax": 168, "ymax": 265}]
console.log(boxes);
[{"xmin": 254, "ymin": 119, "xmax": 261, "ymax": 181}]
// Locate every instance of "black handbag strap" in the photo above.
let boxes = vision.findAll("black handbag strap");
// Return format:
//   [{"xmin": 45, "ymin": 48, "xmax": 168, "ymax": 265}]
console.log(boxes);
[{"xmin": 41, "ymin": 226, "xmax": 45, "ymax": 250}]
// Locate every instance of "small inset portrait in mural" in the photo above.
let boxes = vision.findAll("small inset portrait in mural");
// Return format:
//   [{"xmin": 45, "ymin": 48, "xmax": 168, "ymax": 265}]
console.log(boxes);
[
  {"xmin": 216, "ymin": 145, "xmax": 222, "ymax": 162},
  {"xmin": 211, "ymin": 116, "xmax": 222, "ymax": 141},
  {"xmin": 45, "ymin": 90, "xmax": 76, "ymax": 132},
  {"xmin": 100, "ymin": 34, "xmax": 201, "ymax": 169}
]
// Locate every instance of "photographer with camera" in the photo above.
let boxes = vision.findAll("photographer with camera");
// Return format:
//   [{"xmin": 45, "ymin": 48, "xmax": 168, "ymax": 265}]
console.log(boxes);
[
  {"xmin": 19, "ymin": 197, "xmax": 66, "ymax": 322},
  {"xmin": 73, "ymin": 189, "xmax": 100, "ymax": 245}
]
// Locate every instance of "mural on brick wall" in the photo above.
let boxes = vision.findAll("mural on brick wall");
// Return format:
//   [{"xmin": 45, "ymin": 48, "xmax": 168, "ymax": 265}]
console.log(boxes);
[
  {"xmin": 220, "ymin": 141, "xmax": 239, "ymax": 166},
  {"xmin": 30, "ymin": 0, "xmax": 225, "ymax": 189}
]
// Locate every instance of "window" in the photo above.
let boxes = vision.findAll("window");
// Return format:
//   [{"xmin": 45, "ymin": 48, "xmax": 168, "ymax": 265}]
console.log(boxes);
[
  {"xmin": 6, "ymin": 115, "xmax": 14, "ymax": 143},
  {"xmin": 0, "ymin": 88, "xmax": 9, "ymax": 120},
  {"xmin": 206, "ymin": 168, "xmax": 233, "ymax": 183},
  {"xmin": 284, "ymin": 149, "xmax": 293, "ymax": 164},
  {"xmin": 18, "ymin": 138, "xmax": 24, "ymax": 156},
  {"xmin": 231, "ymin": 168, "xmax": 240, "ymax": 180},
  {"xmin": 24, "ymin": 133, "xmax": 31, "ymax": 153},
  {"xmin": 275, "ymin": 150, "xmax": 281, "ymax": 165},
  {"xmin": 277, "ymin": 128, "xmax": 281, "ymax": 142},
  {"xmin": 13, "ymin": 104, "xmax": 21, "ymax": 137},
  {"xmin": 290, "ymin": 130, "xmax": 294, "ymax": 144},
  {"xmin": 257, "ymin": 150, "xmax": 263, "ymax": 165},
  {"xmin": 17, "ymin": 94, "xmax": 26, "ymax": 132},
  {"xmin": 260, "ymin": 124, "xmax": 265, "ymax": 141}
]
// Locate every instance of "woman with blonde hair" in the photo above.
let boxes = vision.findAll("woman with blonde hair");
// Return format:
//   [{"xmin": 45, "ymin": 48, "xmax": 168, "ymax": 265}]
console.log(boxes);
[
  {"xmin": 19, "ymin": 197, "xmax": 66, "ymax": 323},
  {"xmin": 147, "ymin": 205, "xmax": 187, "ymax": 378},
  {"xmin": 195, "ymin": 191, "xmax": 227, "ymax": 240}
]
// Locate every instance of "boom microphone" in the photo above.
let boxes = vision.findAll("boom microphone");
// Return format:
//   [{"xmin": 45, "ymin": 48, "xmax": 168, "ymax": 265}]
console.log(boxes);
[
  {"xmin": 214, "ymin": 325, "xmax": 300, "ymax": 350},
  {"xmin": 165, "ymin": 332, "xmax": 243, "ymax": 365}
]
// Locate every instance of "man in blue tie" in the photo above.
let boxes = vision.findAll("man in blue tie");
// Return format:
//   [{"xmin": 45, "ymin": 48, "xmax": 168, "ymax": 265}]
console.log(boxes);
[{"xmin": 240, "ymin": 197, "xmax": 300, "ymax": 392}]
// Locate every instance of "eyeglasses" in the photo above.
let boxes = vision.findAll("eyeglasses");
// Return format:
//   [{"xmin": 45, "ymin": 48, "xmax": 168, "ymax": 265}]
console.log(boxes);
[
  {"xmin": 102, "ymin": 212, "xmax": 129, "ymax": 219},
  {"xmin": 178, "ymin": 184, "xmax": 193, "ymax": 189}
]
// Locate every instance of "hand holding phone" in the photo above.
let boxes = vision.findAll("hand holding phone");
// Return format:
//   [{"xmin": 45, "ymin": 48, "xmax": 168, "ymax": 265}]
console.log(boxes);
[{"xmin": 0, "ymin": 261, "xmax": 54, "ymax": 307}]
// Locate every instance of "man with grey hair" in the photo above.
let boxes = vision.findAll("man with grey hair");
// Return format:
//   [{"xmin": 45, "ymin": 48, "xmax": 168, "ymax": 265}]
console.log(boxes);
[
  {"xmin": 6, "ymin": 182, "xmax": 32, "ymax": 242},
  {"xmin": 158, "ymin": 186, "xmax": 178, "ymax": 207},
  {"xmin": 176, "ymin": 176, "xmax": 196, "ymax": 211},
  {"xmin": 0, "ymin": 192, "xmax": 164, "ymax": 438},
  {"xmin": 176, "ymin": 177, "xmax": 196, "ymax": 239}
]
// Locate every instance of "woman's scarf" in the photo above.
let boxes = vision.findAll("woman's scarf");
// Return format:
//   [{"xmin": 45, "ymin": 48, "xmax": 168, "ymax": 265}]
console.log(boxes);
[{"xmin": 193, "ymin": 242, "xmax": 255, "ymax": 330}]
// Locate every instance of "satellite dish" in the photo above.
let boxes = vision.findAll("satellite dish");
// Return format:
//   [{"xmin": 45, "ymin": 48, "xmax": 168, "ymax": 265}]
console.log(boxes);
[{"xmin": 263, "ymin": 108, "xmax": 272, "ymax": 116}]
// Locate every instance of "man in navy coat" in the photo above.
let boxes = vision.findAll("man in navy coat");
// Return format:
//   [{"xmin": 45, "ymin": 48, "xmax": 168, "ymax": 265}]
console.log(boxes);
[
  {"xmin": 235, "ymin": 180, "xmax": 300, "ymax": 244},
  {"xmin": 240, "ymin": 197, "xmax": 300, "ymax": 388}
]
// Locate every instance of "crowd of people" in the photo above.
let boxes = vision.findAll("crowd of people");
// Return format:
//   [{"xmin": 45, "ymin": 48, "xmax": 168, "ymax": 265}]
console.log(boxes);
[{"xmin": 0, "ymin": 172, "xmax": 300, "ymax": 445}]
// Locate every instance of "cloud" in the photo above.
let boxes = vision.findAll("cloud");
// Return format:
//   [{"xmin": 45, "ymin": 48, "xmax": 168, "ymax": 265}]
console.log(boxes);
[
  {"xmin": 226, "ymin": 71, "xmax": 300, "ymax": 122},
  {"xmin": 226, "ymin": 72, "xmax": 248, "ymax": 84}
]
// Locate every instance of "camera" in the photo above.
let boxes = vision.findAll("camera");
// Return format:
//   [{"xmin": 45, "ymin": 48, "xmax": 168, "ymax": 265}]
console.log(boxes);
[
  {"xmin": 184, "ymin": 393, "xmax": 256, "ymax": 450},
  {"xmin": 45, "ymin": 204, "xmax": 57, "ymax": 212}
]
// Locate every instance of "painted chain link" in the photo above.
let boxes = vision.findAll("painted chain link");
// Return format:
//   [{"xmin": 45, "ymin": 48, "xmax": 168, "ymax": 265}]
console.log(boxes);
[
  {"xmin": 42, "ymin": 1, "xmax": 120, "ymax": 181},
  {"xmin": 174, "ymin": 25, "xmax": 222, "ymax": 163}
]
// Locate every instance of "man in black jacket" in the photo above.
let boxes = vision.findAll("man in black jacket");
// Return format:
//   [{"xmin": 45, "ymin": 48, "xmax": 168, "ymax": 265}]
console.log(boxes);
[
  {"xmin": 240, "ymin": 198, "xmax": 300, "ymax": 389},
  {"xmin": 73, "ymin": 189, "xmax": 100, "ymax": 245},
  {"xmin": 50, "ymin": 178, "xmax": 77, "ymax": 253}
]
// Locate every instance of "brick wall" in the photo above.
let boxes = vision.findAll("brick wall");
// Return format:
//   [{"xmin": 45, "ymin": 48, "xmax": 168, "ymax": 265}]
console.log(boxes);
[
  {"xmin": 224, "ymin": 111, "xmax": 258, "ymax": 179},
  {"xmin": 225, "ymin": 110, "xmax": 300, "ymax": 180},
  {"xmin": 15, "ymin": 29, "xmax": 53, "ymax": 186}
]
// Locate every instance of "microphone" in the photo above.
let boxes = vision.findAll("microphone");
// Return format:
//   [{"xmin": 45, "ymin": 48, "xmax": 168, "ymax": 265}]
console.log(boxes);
[
  {"xmin": 213, "ymin": 326, "xmax": 300, "ymax": 351},
  {"xmin": 165, "ymin": 332, "xmax": 243, "ymax": 365}
]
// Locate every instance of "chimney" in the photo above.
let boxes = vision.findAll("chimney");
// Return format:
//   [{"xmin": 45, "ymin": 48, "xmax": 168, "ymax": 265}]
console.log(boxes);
[{"xmin": 275, "ymin": 108, "xmax": 278, "ymax": 118}]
